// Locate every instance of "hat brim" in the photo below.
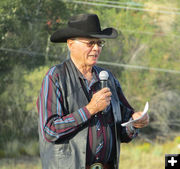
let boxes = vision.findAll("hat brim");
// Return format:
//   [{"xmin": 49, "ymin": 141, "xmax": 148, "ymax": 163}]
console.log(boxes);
[{"xmin": 50, "ymin": 27, "xmax": 118, "ymax": 43}]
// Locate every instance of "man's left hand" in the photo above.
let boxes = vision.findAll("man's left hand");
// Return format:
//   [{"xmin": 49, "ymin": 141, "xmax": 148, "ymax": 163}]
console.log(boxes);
[{"xmin": 132, "ymin": 112, "xmax": 149, "ymax": 128}]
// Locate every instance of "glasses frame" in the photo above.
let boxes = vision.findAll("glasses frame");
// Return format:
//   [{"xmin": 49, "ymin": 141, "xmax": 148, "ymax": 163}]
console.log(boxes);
[{"xmin": 74, "ymin": 39, "xmax": 105, "ymax": 48}]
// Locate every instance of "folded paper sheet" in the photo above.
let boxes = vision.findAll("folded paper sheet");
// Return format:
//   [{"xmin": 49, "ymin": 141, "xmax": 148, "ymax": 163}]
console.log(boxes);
[{"xmin": 121, "ymin": 102, "xmax": 149, "ymax": 127}]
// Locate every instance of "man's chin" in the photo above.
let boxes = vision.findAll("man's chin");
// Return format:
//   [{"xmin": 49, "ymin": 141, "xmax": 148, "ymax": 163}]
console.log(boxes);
[
  {"xmin": 86, "ymin": 57, "xmax": 99, "ymax": 66},
  {"xmin": 91, "ymin": 60, "xmax": 98, "ymax": 66}
]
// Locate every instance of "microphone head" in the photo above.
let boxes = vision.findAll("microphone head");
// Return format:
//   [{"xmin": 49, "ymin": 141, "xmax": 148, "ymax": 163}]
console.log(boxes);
[{"xmin": 99, "ymin": 71, "xmax": 109, "ymax": 81}]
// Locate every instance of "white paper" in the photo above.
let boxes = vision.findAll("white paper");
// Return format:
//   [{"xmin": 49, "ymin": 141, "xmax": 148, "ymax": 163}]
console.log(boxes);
[{"xmin": 121, "ymin": 102, "xmax": 149, "ymax": 127}]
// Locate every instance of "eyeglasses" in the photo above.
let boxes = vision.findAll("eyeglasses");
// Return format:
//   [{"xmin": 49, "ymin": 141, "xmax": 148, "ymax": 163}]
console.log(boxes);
[{"xmin": 75, "ymin": 39, "xmax": 105, "ymax": 47}]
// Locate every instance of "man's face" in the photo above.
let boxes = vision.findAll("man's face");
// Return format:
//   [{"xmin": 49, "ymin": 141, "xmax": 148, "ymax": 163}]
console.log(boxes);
[{"xmin": 67, "ymin": 37, "xmax": 104, "ymax": 67}]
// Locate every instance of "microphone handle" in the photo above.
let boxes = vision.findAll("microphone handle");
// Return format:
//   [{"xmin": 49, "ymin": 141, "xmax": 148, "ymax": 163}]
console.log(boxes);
[
  {"xmin": 100, "ymin": 80, "xmax": 109, "ymax": 113},
  {"xmin": 100, "ymin": 80, "xmax": 108, "ymax": 89}
]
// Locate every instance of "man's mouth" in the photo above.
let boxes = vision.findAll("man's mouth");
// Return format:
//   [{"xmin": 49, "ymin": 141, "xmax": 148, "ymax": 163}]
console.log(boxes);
[{"xmin": 88, "ymin": 55, "xmax": 98, "ymax": 58}]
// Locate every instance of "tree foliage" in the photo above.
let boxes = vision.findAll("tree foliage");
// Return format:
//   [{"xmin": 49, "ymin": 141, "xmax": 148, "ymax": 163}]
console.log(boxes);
[{"xmin": 0, "ymin": 0, "xmax": 86, "ymax": 147}]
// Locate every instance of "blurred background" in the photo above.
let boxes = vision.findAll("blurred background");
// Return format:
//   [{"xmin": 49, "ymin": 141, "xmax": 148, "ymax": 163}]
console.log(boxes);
[{"xmin": 0, "ymin": 0, "xmax": 180, "ymax": 168}]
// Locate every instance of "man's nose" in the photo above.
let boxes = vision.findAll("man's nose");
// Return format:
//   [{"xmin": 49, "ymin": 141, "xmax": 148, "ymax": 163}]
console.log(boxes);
[{"xmin": 92, "ymin": 43, "xmax": 100, "ymax": 50}]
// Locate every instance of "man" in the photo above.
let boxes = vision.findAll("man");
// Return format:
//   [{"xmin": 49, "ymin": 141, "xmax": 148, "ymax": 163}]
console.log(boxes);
[{"xmin": 37, "ymin": 14, "xmax": 149, "ymax": 169}]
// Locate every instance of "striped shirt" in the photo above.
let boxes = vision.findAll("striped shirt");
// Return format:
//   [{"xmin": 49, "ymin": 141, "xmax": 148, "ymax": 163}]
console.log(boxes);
[{"xmin": 37, "ymin": 64, "xmax": 137, "ymax": 165}]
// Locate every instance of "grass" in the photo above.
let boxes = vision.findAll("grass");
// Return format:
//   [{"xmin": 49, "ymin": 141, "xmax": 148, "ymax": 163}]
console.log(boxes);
[
  {"xmin": 0, "ymin": 157, "xmax": 41, "ymax": 169},
  {"xmin": 120, "ymin": 136, "xmax": 180, "ymax": 169},
  {"xmin": 0, "ymin": 136, "xmax": 180, "ymax": 169},
  {"xmin": 0, "ymin": 139, "xmax": 39, "ymax": 158}
]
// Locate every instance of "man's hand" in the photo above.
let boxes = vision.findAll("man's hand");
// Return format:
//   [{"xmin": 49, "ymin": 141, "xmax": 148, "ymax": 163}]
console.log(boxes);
[
  {"xmin": 86, "ymin": 88, "xmax": 112, "ymax": 116},
  {"xmin": 132, "ymin": 112, "xmax": 149, "ymax": 128}
]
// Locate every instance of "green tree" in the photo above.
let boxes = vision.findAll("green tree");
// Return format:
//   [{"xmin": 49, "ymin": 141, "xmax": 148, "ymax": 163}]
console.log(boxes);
[{"xmin": 0, "ymin": 0, "xmax": 87, "ymax": 151}]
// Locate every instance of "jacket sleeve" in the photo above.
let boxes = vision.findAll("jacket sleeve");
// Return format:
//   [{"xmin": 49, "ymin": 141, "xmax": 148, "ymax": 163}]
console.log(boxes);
[
  {"xmin": 37, "ymin": 66, "xmax": 91, "ymax": 142},
  {"xmin": 114, "ymin": 78, "xmax": 138, "ymax": 143}
]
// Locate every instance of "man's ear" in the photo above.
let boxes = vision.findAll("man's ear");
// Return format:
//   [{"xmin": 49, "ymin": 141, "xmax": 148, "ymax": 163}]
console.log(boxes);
[{"xmin": 67, "ymin": 39, "xmax": 74, "ymax": 51}]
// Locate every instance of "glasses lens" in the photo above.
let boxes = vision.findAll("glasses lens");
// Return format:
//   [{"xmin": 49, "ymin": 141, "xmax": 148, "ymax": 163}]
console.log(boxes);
[
  {"xmin": 97, "ymin": 40, "xmax": 105, "ymax": 47},
  {"xmin": 88, "ymin": 41, "xmax": 95, "ymax": 47},
  {"xmin": 88, "ymin": 40, "xmax": 105, "ymax": 47}
]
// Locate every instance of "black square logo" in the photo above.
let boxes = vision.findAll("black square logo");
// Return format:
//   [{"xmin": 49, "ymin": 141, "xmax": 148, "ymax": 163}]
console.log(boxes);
[{"xmin": 165, "ymin": 154, "xmax": 180, "ymax": 169}]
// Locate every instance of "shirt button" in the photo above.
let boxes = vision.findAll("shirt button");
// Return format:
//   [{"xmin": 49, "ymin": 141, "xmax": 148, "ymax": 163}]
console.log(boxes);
[
  {"xmin": 95, "ymin": 114, "xmax": 97, "ymax": 118},
  {"xmin": 96, "ymin": 157, "xmax": 99, "ymax": 160}
]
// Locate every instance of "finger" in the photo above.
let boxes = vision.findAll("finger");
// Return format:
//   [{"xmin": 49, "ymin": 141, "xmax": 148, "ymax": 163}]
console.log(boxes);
[
  {"xmin": 135, "ymin": 118, "xmax": 147, "ymax": 124},
  {"xmin": 100, "ymin": 92, "xmax": 111, "ymax": 100},
  {"xmin": 134, "ymin": 113, "xmax": 149, "ymax": 122},
  {"xmin": 133, "ymin": 120, "xmax": 149, "ymax": 128},
  {"xmin": 106, "ymin": 100, "xmax": 111, "ymax": 106},
  {"xmin": 133, "ymin": 119, "xmax": 148, "ymax": 126},
  {"xmin": 133, "ymin": 123, "xmax": 146, "ymax": 128},
  {"xmin": 106, "ymin": 96, "xmax": 111, "ymax": 101},
  {"xmin": 106, "ymin": 97, "xmax": 111, "ymax": 102},
  {"xmin": 100, "ymin": 87, "xmax": 110, "ymax": 93},
  {"xmin": 139, "ymin": 116, "xmax": 149, "ymax": 124},
  {"xmin": 95, "ymin": 94, "xmax": 105, "ymax": 104},
  {"xmin": 105, "ymin": 92, "xmax": 112, "ymax": 97}
]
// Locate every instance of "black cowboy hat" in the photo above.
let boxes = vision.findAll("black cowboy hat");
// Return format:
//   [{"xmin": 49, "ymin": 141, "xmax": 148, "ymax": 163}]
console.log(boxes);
[{"xmin": 50, "ymin": 14, "xmax": 118, "ymax": 43}]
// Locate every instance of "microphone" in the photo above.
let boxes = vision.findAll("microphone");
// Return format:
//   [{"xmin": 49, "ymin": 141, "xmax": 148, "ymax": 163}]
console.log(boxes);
[
  {"xmin": 99, "ymin": 71, "xmax": 109, "ymax": 89},
  {"xmin": 99, "ymin": 71, "xmax": 110, "ymax": 113}
]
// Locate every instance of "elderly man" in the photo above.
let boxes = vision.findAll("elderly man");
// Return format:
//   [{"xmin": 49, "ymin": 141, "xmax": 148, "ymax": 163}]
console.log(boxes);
[{"xmin": 37, "ymin": 14, "xmax": 149, "ymax": 169}]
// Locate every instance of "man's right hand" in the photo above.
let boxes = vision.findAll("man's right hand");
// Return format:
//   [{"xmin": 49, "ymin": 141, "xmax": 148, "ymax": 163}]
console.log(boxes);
[{"xmin": 86, "ymin": 87, "xmax": 112, "ymax": 116}]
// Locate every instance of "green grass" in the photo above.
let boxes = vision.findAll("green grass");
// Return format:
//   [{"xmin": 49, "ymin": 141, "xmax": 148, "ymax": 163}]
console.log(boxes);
[
  {"xmin": 120, "ymin": 136, "xmax": 180, "ymax": 169},
  {"xmin": 0, "ymin": 157, "xmax": 41, "ymax": 169},
  {"xmin": 0, "ymin": 139, "xmax": 40, "ymax": 158},
  {"xmin": 0, "ymin": 136, "xmax": 180, "ymax": 169}
]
